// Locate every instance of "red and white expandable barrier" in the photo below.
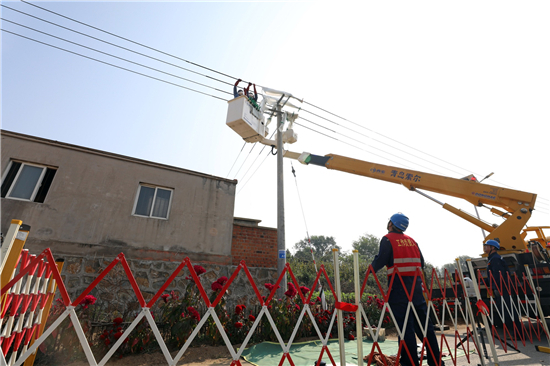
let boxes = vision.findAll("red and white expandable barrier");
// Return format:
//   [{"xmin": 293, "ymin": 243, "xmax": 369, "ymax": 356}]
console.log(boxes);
[{"xmin": 2, "ymin": 249, "xmax": 549, "ymax": 366}]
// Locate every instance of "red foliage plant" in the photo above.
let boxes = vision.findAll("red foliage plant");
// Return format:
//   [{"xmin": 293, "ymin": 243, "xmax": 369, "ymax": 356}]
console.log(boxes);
[
  {"xmin": 186, "ymin": 306, "xmax": 201, "ymax": 321},
  {"xmin": 211, "ymin": 276, "xmax": 229, "ymax": 291},
  {"xmin": 235, "ymin": 304, "xmax": 246, "ymax": 315},
  {"xmin": 193, "ymin": 265, "xmax": 206, "ymax": 276},
  {"xmin": 80, "ymin": 295, "xmax": 96, "ymax": 309},
  {"xmin": 284, "ymin": 283, "xmax": 297, "ymax": 298}
]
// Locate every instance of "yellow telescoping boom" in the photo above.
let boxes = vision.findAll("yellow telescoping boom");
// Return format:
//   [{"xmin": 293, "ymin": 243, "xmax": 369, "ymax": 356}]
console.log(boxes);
[{"xmin": 284, "ymin": 151, "xmax": 543, "ymax": 254}]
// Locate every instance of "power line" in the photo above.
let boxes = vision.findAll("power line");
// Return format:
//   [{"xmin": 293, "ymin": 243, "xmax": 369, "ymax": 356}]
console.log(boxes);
[
  {"xmin": 236, "ymin": 149, "xmax": 272, "ymax": 196},
  {"xmin": 18, "ymin": 0, "xmax": 247, "ymax": 84},
  {"xmin": 14, "ymin": 1, "xmax": 534, "ymax": 193},
  {"xmin": 303, "ymin": 101, "xmax": 475, "ymax": 177},
  {"xmin": 1, "ymin": 4, "xmax": 234, "ymax": 88},
  {"xmin": 291, "ymin": 162, "xmax": 312, "ymax": 248},
  {"xmin": 299, "ymin": 116, "xmax": 442, "ymax": 174},
  {"xmin": 226, "ymin": 142, "xmax": 247, "ymax": 177},
  {"xmin": 235, "ymin": 131, "xmax": 277, "ymax": 183},
  {"xmin": 301, "ymin": 108, "xmax": 467, "ymax": 177},
  {"xmin": 303, "ymin": 101, "xmax": 550, "ymax": 204},
  {"xmin": 231, "ymin": 142, "xmax": 261, "ymax": 180},
  {"xmin": 2, "ymin": 18, "xmax": 233, "ymax": 96},
  {"xmin": 301, "ymin": 105, "xmax": 550, "ymax": 212},
  {"xmin": 1, "ymin": 29, "xmax": 229, "ymax": 102},
  {"xmin": 293, "ymin": 121, "xmax": 412, "ymax": 168},
  {"xmin": 10, "ymin": 2, "xmax": 549, "ymax": 208}
]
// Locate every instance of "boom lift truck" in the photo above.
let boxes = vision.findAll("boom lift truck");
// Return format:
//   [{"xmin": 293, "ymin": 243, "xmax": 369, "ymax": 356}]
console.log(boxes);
[{"xmin": 226, "ymin": 90, "xmax": 550, "ymax": 314}]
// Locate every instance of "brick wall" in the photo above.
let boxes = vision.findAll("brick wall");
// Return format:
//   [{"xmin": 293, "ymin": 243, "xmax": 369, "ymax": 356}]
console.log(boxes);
[{"xmin": 231, "ymin": 217, "xmax": 277, "ymax": 268}]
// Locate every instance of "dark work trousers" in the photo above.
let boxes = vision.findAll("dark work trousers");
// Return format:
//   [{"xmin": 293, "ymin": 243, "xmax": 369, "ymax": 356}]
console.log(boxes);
[
  {"xmin": 389, "ymin": 277, "xmax": 442, "ymax": 366},
  {"xmin": 494, "ymin": 294, "xmax": 520, "ymax": 330}
]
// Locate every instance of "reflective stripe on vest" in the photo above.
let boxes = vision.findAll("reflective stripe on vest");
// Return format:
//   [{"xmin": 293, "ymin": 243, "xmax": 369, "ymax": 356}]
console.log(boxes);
[{"xmin": 385, "ymin": 232, "xmax": 422, "ymax": 277}]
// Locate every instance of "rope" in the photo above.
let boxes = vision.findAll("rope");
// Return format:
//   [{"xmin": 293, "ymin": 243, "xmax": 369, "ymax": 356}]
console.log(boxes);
[{"xmin": 291, "ymin": 163, "xmax": 327, "ymax": 309}]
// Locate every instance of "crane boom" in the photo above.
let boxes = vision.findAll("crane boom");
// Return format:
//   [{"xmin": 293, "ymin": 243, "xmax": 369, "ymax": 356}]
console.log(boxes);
[{"xmin": 285, "ymin": 151, "xmax": 537, "ymax": 253}]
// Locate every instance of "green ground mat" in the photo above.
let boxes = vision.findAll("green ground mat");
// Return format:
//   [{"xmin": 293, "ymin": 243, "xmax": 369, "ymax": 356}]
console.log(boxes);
[{"xmin": 241, "ymin": 338, "xmax": 468, "ymax": 366}]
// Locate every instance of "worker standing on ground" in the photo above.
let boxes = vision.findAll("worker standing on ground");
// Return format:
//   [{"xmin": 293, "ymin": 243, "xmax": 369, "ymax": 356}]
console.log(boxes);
[
  {"xmin": 483, "ymin": 239, "xmax": 517, "ymax": 329},
  {"xmin": 371, "ymin": 213, "xmax": 443, "ymax": 366},
  {"xmin": 483, "ymin": 240, "xmax": 509, "ymax": 285}
]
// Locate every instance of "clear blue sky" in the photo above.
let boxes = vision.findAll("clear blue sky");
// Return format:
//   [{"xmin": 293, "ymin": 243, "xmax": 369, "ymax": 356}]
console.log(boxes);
[{"xmin": 2, "ymin": 1, "xmax": 549, "ymax": 267}]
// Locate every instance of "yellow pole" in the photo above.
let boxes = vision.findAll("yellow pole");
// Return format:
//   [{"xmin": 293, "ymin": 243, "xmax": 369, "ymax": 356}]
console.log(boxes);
[{"xmin": 1, "ymin": 220, "xmax": 29, "ymax": 309}]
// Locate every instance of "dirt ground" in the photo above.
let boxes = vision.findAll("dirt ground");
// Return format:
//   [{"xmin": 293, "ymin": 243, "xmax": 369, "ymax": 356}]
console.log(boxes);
[
  {"xmin": 65, "ymin": 324, "xmax": 469, "ymax": 366},
  {"xmin": 65, "ymin": 344, "xmax": 254, "ymax": 366}
]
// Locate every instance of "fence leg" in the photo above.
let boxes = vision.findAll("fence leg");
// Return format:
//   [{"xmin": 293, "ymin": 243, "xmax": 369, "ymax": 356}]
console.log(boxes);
[
  {"xmin": 353, "ymin": 250, "xmax": 363, "ymax": 366},
  {"xmin": 68, "ymin": 306, "xmax": 98, "ymax": 366},
  {"xmin": 467, "ymin": 259, "xmax": 501, "ymax": 365},
  {"xmin": 458, "ymin": 259, "xmax": 487, "ymax": 366},
  {"xmin": 333, "ymin": 248, "xmax": 346, "ymax": 365},
  {"xmin": 524, "ymin": 264, "xmax": 550, "ymax": 347}
]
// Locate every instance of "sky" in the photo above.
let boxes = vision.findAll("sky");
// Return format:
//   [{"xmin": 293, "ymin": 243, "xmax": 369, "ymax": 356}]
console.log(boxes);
[{"xmin": 1, "ymin": 1, "xmax": 549, "ymax": 268}]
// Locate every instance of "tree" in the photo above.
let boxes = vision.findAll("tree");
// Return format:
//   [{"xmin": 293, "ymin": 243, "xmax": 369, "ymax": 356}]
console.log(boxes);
[
  {"xmin": 440, "ymin": 255, "xmax": 472, "ymax": 277},
  {"xmin": 352, "ymin": 234, "xmax": 380, "ymax": 261},
  {"xmin": 288, "ymin": 236, "xmax": 340, "ymax": 288},
  {"xmin": 423, "ymin": 261, "xmax": 438, "ymax": 290},
  {"xmin": 293, "ymin": 235, "xmax": 340, "ymax": 261}
]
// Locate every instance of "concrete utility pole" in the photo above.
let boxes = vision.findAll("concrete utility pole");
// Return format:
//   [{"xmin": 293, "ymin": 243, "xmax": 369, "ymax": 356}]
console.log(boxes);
[{"xmin": 276, "ymin": 104, "xmax": 287, "ymax": 297}]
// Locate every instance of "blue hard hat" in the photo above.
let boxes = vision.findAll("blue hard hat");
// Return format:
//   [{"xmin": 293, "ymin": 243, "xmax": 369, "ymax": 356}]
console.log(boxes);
[
  {"xmin": 485, "ymin": 240, "xmax": 500, "ymax": 249},
  {"xmin": 390, "ymin": 213, "xmax": 409, "ymax": 231}
]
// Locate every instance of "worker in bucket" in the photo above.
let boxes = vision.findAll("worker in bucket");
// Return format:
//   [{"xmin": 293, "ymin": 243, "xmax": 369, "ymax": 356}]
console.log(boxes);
[
  {"xmin": 371, "ymin": 213, "xmax": 443, "ymax": 366},
  {"xmin": 233, "ymin": 79, "xmax": 244, "ymax": 98}
]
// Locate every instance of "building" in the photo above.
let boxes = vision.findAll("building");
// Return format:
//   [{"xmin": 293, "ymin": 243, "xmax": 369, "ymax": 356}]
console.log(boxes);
[{"xmin": 1, "ymin": 130, "xmax": 277, "ymax": 308}]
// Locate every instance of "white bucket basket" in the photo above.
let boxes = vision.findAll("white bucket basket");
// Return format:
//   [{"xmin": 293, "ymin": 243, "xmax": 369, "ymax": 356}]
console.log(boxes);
[{"xmin": 226, "ymin": 96, "xmax": 266, "ymax": 142}]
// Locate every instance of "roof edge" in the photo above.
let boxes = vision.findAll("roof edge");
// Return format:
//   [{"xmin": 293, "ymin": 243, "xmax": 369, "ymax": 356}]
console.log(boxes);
[{"xmin": 1, "ymin": 129, "xmax": 237, "ymax": 185}]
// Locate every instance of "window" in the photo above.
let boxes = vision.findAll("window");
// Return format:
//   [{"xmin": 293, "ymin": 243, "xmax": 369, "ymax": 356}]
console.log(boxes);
[
  {"xmin": 132, "ymin": 184, "xmax": 173, "ymax": 219},
  {"xmin": 1, "ymin": 161, "xmax": 57, "ymax": 203}
]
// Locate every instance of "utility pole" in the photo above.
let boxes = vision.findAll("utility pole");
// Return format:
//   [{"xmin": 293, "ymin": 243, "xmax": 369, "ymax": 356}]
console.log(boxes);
[{"xmin": 276, "ymin": 104, "xmax": 287, "ymax": 297}]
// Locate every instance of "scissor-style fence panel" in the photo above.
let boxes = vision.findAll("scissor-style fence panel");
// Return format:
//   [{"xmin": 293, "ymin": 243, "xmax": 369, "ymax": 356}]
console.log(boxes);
[{"xmin": 2, "ymin": 249, "xmax": 549, "ymax": 366}]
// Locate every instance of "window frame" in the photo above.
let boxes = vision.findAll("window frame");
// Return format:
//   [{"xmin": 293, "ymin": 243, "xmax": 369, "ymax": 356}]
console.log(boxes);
[
  {"xmin": 131, "ymin": 184, "xmax": 173, "ymax": 220},
  {"xmin": 2, "ymin": 161, "xmax": 49, "ymax": 202}
]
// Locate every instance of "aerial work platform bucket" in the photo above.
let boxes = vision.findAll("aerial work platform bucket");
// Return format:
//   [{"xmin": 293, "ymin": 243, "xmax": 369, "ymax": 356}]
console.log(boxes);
[{"xmin": 226, "ymin": 96, "xmax": 266, "ymax": 143}]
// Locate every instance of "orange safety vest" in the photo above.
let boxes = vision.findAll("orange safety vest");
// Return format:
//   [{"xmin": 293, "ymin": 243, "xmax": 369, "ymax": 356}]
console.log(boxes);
[{"xmin": 385, "ymin": 232, "xmax": 422, "ymax": 277}]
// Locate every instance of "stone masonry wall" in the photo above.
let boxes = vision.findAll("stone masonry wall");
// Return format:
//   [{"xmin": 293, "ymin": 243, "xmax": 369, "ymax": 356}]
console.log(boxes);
[{"xmin": 61, "ymin": 255, "xmax": 278, "ymax": 316}]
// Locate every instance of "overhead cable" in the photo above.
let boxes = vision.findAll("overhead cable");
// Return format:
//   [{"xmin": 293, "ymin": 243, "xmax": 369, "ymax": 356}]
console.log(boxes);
[
  {"xmin": 226, "ymin": 142, "xmax": 247, "ymax": 178},
  {"xmin": 291, "ymin": 162, "xmax": 312, "ymax": 260},
  {"xmin": 301, "ymin": 108, "xmax": 465, "ymax": 177},
  {"xmin": 12, "ymin": 2, "xmax": 550, "ymax": 205},
  {"xmin": 2, "ymin": 18, "xmax": 232, "ymax": 96},
  {"xmin": 231, "ymin": 142, "xmax": 260, "ymax": 180},
  {"xmin": 1, "ymin": 4, "xmax": 234, "ymax": 87},
  {"xmin": 236, "ymin": 149, "xmax": 271, "ymax": 196},
  {"xmin": 236, "ymin": 132, "xmax": 276, "ymax": 183},
  {"xmin": 303, "ymin": 101, "xmax": 474, "ymax": 176},
  {"xmin": 14, "ymin": 3, "xmax": 523, "ymax": 191},
  {"xmin": 293, "ymin": 121, "xmax": 411, "ymax": 168},
  {"xmin": 303, "ymin": 101, "xmax": 541, "ymax": 194},
  {"xmin": 300, "ymin": 117, "xmax": 441, "ymax": 174},
  {"xmin": 1, "ymin": 29, "xmax": 228, "ymax": 101},
  {"xmin": 18, "ymin": 0, "xmax": 247, "ymax": 83}
]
